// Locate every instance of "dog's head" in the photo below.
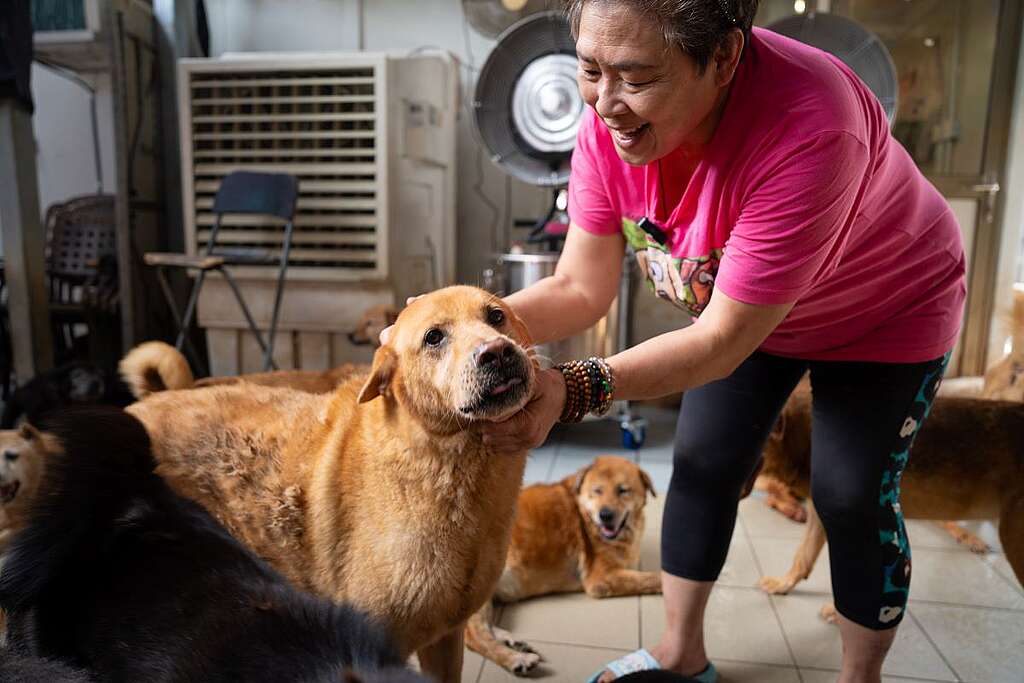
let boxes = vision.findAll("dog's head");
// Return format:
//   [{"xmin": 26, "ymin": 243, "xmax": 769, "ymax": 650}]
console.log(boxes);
[
  {"xmin": 357, "ymin": 286, "xmax": 536, "ymax": 428},
  {"xmin": 0, "ymin": 423, "xmax": 54, "ymax": 512},
  {"xmin": 347, "ymin": 304, "xmax": 401, "ymax": 348},
  {"xmin": 572, "ymin": 456, "xmax": 656, "ymax": 542}
]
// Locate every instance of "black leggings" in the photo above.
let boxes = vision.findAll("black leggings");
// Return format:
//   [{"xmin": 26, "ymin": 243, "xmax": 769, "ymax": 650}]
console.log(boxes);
[{"xmin": 662, "ymin": 351, "xmax": 948, "ymax": 630}]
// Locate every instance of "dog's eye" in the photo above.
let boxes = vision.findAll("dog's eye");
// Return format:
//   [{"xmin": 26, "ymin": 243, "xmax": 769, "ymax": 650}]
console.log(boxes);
[
  {"xmin": 4, "ymin": 451, "xmax": 18, "ymax": 462},
  {"xmin": 592, "ymin": 487, "xmax": 603, "ymax": 496},
  {"xmin": 617, "ymin": 485, "xmax": 631, "ymax": 496},
  {"xmin": 424, "ymin": 328, "xmax": 445, "ymax": 347},
  {"xmin": 486, "ymin": 308, "xmax": 505, "ymax": 327}
]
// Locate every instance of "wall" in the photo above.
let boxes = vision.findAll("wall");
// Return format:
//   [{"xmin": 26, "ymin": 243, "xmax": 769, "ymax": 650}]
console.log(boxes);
[{"xmin": 30, "ymin": 64, "xmax": 117, "ymax": 218}]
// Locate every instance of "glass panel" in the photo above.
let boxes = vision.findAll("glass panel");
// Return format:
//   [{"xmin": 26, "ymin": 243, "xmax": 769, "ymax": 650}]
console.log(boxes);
[{"xmin": 756, "ymin": 0, "xmax": 1001, "ymax": 176}]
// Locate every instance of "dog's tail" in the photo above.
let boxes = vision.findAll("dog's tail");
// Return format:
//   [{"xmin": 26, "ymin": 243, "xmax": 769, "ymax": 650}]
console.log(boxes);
[{"xmin": 119, "ymin": 341, "xmax": 194, "ymax": 399}]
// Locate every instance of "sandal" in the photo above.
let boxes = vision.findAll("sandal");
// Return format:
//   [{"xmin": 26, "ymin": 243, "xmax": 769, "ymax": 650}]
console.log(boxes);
[{"xmin": 586, "ymin": 649, "xmax": 718, "ymax": 683}]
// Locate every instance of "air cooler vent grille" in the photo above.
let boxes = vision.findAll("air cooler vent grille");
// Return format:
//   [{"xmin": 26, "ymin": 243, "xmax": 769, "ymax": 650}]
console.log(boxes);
[{"xmin": 181, "ymin": 60, "xmax": 389, "ymax": 280}]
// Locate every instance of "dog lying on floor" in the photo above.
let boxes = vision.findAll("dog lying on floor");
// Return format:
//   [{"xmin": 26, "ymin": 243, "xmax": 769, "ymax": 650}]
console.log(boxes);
[
  {"xmin": 465, "ymin": 456, "xmax": 660, "ymax": 675},
  {"xmin": 0, "ymin": 424, "xmax": 52, "ymax": 554},
  {"xmin": 756, "ymin": 387, "xmax": 1024, "ymax": 609},
  {"xmin": 0, "ymin": 407, "xmax": 427, "ymax": 683},
  {"xmin": 120, "ymin": 286, "xmax": 536, "ymax": 683}
]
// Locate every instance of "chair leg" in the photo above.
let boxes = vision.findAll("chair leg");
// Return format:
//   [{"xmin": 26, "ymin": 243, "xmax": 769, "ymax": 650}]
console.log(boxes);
[
  {"xmin": 155, "ymin": 267, "xmax": 207, "ymax": 377},
  {"xmin": 220, "ymin": 268, "xmax": 276, "ymax": 371},
  {"xmin": 262, "ymin": 222, "xmax": 294, "ymax": 371}
]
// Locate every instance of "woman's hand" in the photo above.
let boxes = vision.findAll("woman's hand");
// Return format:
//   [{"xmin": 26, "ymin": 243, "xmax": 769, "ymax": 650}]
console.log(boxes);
[{"xmin": 480, "ymin": 368, "xmax": 566, "ymax": 453}]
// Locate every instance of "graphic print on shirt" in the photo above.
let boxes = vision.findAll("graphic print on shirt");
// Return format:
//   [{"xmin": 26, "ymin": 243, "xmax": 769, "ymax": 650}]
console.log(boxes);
[{"xmin": 622, "ymin": 217, "xmax": 723, "ymax": 317}]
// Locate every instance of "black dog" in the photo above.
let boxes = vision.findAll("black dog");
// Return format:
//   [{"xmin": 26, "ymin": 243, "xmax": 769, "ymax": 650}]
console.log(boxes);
[
  {"xmin": 0, "ymin": 648, "xmax": 92, "ymax": 682},
  {"xmin": 0, "ymin": 362, "xmax": 135, "ymax": 428},
  {"xmin": 0, "ymin": 407, "xmax": 427, "ymax": 683}
]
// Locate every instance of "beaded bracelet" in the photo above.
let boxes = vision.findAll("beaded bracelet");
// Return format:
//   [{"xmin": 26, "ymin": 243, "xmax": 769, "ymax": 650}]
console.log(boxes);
[{"xmin": 555, "ymin": 357, "xmax": 615, "ymax": 423}]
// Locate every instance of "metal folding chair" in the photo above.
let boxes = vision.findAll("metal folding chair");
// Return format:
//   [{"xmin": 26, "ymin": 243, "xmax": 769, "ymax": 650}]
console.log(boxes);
[{"xmin": 146, "ymin": 171, "xmax": 299, "ymax": 374}]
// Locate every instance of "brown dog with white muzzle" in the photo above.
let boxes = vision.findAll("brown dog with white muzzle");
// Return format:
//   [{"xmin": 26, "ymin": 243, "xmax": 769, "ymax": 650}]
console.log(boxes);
[{"xmin": 123, "ymin": 286, "xmax": 536, "ymax": 683}]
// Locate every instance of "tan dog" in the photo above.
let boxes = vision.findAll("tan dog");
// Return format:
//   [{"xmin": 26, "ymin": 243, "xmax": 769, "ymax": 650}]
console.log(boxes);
[
  {"xmin": 0, "ymin": 424, "xmax": 54, "ymax": 552},
  {"xmin": 122, "ymin": 286, "xmax": 536, "ymax": 683},
  {"xmin": 347, "ymin": 303, "xmax": 400, "ymax": 347},
  {"xmin": 465, "ymin": 456, "xmax": 660, "ymax": 675},
  {"xmin": 757, "ymin": 387, "xmax": 1024, "ymax": 609}
]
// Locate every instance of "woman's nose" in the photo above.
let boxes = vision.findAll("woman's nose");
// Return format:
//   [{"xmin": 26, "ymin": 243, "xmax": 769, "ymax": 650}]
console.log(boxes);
[{"xmin": 593, "ymin": 79, "xmax": 627, "ymax": 119}]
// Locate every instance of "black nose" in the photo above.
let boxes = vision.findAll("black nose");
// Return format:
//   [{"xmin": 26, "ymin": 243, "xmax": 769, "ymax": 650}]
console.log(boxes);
[
  {"xmin": 475, "ymin": 339, "xmax": 515, "ymax": 368},
  {"xmin": 599, "ymin": 508, "xmax": 615, "ymax": 524}
]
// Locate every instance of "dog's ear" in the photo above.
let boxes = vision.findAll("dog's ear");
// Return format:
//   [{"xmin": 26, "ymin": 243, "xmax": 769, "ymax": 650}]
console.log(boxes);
[
  {"xmin": 639, "ymin": 468, "xmax": 657, "ymax": 498},
  {"xmin": 18, "ymin": 422, "xmax": 60, "ymax": 453},
  {"xmin": 357, "ymin": 346, "xmax": 397, "ymax": 403},
  {"xmin": 572, "ymin": 464, "xmax": 593, "ymax": 494}
]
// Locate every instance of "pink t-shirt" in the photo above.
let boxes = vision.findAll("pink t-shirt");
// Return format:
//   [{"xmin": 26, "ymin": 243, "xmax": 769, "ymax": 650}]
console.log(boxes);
[{"xmin": 568, "ymin": 28, "xmax": 965, "ymax": 362}]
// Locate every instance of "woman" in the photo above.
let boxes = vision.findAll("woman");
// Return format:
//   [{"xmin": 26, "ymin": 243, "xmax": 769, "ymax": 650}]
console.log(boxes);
[{"xmin": 479, "ymin": 1, "xmax": 965, "ymax": 682}]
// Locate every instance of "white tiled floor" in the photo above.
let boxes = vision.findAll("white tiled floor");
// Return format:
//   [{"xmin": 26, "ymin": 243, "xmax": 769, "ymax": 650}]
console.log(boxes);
[{"xmin": 464, "ymin": 405, "xmax": 1024, "ymax": 683}]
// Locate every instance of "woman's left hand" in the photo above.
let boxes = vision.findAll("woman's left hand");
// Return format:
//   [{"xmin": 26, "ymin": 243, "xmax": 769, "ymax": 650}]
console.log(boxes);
[{"xmin": 480, "ymin": 368, "xmax": 566, "ymax": 453}]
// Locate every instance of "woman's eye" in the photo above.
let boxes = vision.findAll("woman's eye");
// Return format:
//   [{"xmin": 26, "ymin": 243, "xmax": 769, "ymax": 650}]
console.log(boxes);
[
  {"xmin": 625, "ymin": 80, "xmax": 653, "ymax": 88},
  {"xmin": 424, "ymin": 328, "xmax": 445, "ymax": 347},
  {"xmin": 487, "ymin": 308, "xmax": 505, "ymax": 326}
]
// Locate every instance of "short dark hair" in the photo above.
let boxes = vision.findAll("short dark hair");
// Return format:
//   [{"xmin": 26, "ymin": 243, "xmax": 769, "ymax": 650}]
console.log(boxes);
[{"xmin": 565, "ymin": 0, "xmax": 760, "ymax": 71}]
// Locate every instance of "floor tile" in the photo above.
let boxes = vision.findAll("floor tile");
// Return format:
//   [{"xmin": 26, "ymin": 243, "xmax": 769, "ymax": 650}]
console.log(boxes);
[
  {"xmin": 498, "ymin": 592, "xmax": 640, "ymax": 650},
  {"xmin": 556, "ymin": 415, "xmax": 639, "ymax": 456},
  {"xmin": 641, "ymin": 588, "xmax": 793, "ymax": 666},
  {"xmin": 462, "ymin": 648, "xmax": 485, "ymax": 683},
  {"xmin": 798, "ymin": 670, "xmax": 943, "ymax": 683},
  {"xmin": 477, "ymin": 641, "xmax": 629, "ymax": 682},
  {"xmin": 983, "ymin": 553, "xmax": 1023, "ymax": 594},
  {"xmin": 911, "ymin": 602, "xmax": 1024, "ymax": 683},
  {"xmin": 636, "ymin": 458, "xmax": 674, "ymax": 493},
  {"xmin": 547, "ymin": 453, "xmax": 603, "ymax": 483},
  {"xmin": 737, "ymin": 497, "xmax": 808, "ymax": 540},
  {"xmin": 749, "ymin": 536, "xmax": 834, "ymax": 595},
  {"xmin": 770, "ymin": 594, "xmax": 956, "ymax": 681},
  {"xmin": 523, "ymin": 451, "xmax": 554, "ymax": 486},
  {"xmin": 638, "ymin": 520, "xmax": 757, "ymax": 590},
  {"xmin": 700, "ymin": 661, "xmax": 800, "ymax": 682},
  {"xmin": 910, "ymin": 548, "xmax": 1024, "ymax": 609}
]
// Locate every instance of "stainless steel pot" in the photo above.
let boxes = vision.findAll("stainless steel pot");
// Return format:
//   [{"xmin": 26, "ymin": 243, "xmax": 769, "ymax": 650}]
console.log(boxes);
[{"xmin": 496, "ymin": 251, "xmax": 633, "ymax": 366}]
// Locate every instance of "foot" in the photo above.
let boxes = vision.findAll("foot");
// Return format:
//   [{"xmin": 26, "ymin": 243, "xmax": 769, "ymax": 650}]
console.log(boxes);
[{"xmin": 594, "ymin": 643, "xmax": 711, "ymax": 682}]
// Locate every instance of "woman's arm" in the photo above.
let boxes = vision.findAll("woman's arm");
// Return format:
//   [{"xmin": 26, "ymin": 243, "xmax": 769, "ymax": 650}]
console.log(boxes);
[
  {"xmin": 607, "ymin": 288, "xmax": 792, "ymax": 399},
  {"xmin": 504, "ymin": 224, "xmax": 626, "ymax": 345},
  {"xmin": 481, "ymin": 288, "xmax": 792, "ymax": 451}
]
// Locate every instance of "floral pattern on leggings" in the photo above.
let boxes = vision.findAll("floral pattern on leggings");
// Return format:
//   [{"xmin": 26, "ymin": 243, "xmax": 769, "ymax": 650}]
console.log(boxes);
[{"xmin": 876, "ymin": 352, "xmax": 949, "ymax": 626}]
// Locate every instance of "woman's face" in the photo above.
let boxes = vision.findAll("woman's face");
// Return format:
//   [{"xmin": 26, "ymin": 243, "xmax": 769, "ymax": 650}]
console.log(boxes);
[{"xmin": 575, "ymin": 1, "xmax": 738, "ymax": 165}]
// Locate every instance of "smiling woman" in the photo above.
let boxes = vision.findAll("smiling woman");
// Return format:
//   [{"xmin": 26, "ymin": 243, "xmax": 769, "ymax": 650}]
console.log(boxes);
[{"xmin": 479, "ymin": 1, "xmax": 967, "ymax": 682}]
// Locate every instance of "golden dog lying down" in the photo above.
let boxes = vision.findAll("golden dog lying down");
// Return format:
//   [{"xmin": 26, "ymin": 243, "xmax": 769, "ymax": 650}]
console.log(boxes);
[
  {"xmin": 123, "ymin": 286, "xmax": 536, "ymax": 683},
  {"xmin": 465, "ymin": 456, "xmax": 661, "ymax": 675}
]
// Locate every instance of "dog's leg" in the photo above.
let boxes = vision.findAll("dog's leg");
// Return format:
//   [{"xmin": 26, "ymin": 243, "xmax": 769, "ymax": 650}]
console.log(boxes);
[
  {"xmin": 418, "ymin": 624, "xmax": 468, "ymax": 683},
  {"xmin": 937, "ymin": 521, "xmax": 990, "ymax": 554},
  {"xmin": 464, "ymin": 603, "xmax": 541, "ymax": 677},
  {"xmin": 819, "ymin": 602, "xmax": 838, "ymax": 624},
  {"xmin": 759, "ymin": 499, "xmax": 826, "ymax": 594},
  {"xmin": 999, "ymin": 494, "xmax": 1024, "ymax": 590},
  {"xmin": 755, "ymin": 474, "xmax": 807, "ymax": 523},
  {"xmin": 582, "ymin": 568, "xmax": 662, "ymax": 598}
]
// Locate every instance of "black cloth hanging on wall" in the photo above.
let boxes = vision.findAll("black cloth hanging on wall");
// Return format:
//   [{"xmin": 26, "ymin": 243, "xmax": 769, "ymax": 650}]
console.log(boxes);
[{"xmin": 0, "ymin": 0, "xmax": 33, "ymax": 111}]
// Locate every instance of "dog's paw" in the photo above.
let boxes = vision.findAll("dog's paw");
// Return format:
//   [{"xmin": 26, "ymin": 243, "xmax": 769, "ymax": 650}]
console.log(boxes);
[
  {"xmin": 509, "ymin": 652, "xmax": 541, "ymax": 676},
  {"xmin": 758, "ymin": 575, "xmax": 796, "ymax": 595},
  {"xmin": 585, "ymin": 582, "xmax": 611, "ymax": 598},
  {"xmin": 965, "ymin": 538, "xmax": 991, "ymax": 554},
  {"xmin": 819, "ymin": 603, "xmax": 838, "ymax": 624},
  {"xmin": 494, "ymin": 628, "xmax": 538, "ymax": 654}
]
